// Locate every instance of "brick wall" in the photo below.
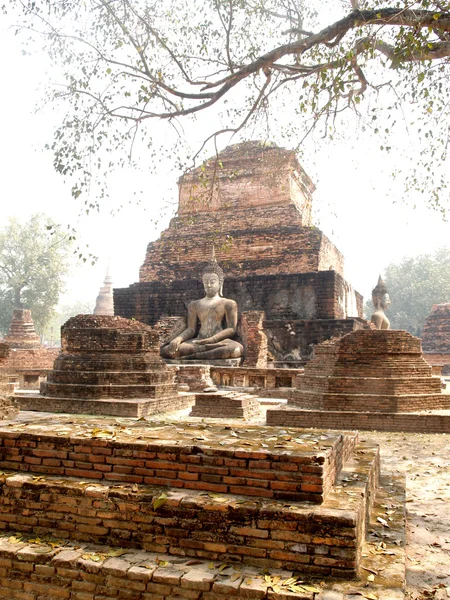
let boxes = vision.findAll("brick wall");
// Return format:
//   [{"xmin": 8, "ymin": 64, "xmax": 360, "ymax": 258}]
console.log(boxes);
[
  {"xmin": 422, "ymin": 303, "xmax": 450, "ymax": 353},
  {"xmin": 115, "ymin": 271, "xmax": 363, "ymax": 325}
]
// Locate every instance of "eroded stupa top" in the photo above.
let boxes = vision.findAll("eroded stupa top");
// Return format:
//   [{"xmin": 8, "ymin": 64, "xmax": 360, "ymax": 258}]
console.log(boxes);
[{"xmin": 178, "ymin": 141, "xmax": 314, "ymax": 226}]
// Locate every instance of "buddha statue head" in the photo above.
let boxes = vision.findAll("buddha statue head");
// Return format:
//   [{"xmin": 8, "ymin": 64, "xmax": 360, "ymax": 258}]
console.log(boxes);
[{"xmin": 201, "ymin": 247, "xmax": 224, "ymax": 297}]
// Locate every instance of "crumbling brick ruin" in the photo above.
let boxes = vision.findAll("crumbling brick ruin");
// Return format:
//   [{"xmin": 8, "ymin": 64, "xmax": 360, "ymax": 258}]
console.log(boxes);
[
  {"xmin": 114, "ymin": 141, "xmax": 369, "ymax": 365},
  {"xmin": 422, "ymin": 303, "xmax": 450, "ymax": 375},
  {"xmin": 0, "ymin": 342, "xmax": 20, "ymax": 420},
  {"xmin": 20, "ymin": 315, "xmax": 190, "ymax": 417},
  {"xmin": 268, "ymin": 329, "xmax": 450, "ymax": 432},
  {"xmin": 0, "ymin": 309, "xmax": 58, "ymax": 390}
]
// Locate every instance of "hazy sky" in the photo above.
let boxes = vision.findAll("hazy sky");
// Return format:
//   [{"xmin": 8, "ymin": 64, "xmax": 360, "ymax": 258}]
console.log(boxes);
[{"xmin": 1, "ymin": 13, "xmax": 449, "ymax": 311}]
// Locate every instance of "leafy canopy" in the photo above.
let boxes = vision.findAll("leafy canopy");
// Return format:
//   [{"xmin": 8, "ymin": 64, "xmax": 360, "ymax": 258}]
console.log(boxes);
[
  {"xmin": 0, "ymin": 214, "xmax": 72, "ymax": 336},
  {"xmin": 365, "ymin": 247, "xmax": 450, "ymax": 335},
  {"xmin": 8, "ymin": 0, "xmax": 450, "ymax": 213}
]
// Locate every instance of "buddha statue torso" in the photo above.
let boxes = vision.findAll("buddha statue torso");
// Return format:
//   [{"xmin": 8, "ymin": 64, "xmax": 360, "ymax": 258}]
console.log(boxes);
[{"xmin": 370, "ymin": 276, "xmax": 391, "ymax": 330}]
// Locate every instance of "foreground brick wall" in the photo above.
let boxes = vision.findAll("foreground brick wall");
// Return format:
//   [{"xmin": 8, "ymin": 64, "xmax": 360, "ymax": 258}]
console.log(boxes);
[
  {"xmin": 0, "ymin": 428, "xmax": 357, "ymax": 503},
  {"xmin": 0, "ymin": 443, "xmax": 378, "ymax": 577}
]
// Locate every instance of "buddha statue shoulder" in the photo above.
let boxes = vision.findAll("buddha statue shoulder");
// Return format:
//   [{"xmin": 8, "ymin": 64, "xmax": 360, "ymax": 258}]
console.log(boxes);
[
  {"xmin": 160, "ymin": 253, "xmax": 243, "ymax": 361},
  {"xmin": 370, "ymin": 275, "xmax": 391, "ymax": 330}
]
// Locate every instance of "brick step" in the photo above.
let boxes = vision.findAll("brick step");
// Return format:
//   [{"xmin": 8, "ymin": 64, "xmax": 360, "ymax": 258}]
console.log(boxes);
[
  {"xmin": 290, "ymin": 391, "xmax": 450, "ymax": 413},
  {"xmin": 0, "ymin": 441, "xmax": 379, "ymax": 579},
  {"xmin": 190, "ymin": 392, "xmax": 261, "ymax": 421},
  {"xmin": 53, "ymin": 354, "xmax": 169, "ymax": 372},
  {"xmin": 267, "ymin": 406, "xmax": 450, "ymax": 433},
  {"xmin": 0, "ymin": 473, "xmax": 406, "ymax": 600},
  {"xmin": 41, "ymin": 382, "xmax": 180, "ymax": 400},
  {"xmin": 47, "ymin": 370, "xmax": 175, "ymax": 385},
  {"xmin": 16, "ymin": 393, "xmax": 193, "ymax": 418},
  {"xmin": 326, "ymin": 376, "xmax": 441, "ymax": 394},
  {"xmin": 0, "ymin": 424, "xmax": 358, "ymax": 503}
]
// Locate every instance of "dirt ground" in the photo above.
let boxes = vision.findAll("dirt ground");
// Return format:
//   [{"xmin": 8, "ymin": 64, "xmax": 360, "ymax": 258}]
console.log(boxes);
[{"xmin": 362, "ymin": 431, "xmax": 450, "ymax": 600}]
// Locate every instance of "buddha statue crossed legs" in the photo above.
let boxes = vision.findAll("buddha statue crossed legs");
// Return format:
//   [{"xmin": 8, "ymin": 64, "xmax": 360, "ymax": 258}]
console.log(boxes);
[{"xmin": 160, "ymin": 254, "xmax": 243, "ymax": 361}]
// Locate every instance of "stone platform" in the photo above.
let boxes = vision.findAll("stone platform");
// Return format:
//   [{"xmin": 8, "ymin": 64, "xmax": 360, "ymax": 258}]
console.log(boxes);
[
  {"xmin": 190, "ymin": 391, "xmax": 262, "ymax": 421},
  {"xmin": 16, "ymin": 393, "xmax": 193, "ymax": 418},
  {"xmin": 0, "ymin": 419, "xmax": 379, "ymax": 580}
]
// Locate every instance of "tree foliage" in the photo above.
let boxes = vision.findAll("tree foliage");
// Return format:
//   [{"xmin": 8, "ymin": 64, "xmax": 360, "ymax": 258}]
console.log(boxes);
[
  {"xmin": 365, "ymin": 247, "xmax": 450, "ymax": 335},
  {"xmin": 0, "ymin": 215, "xmax": 72, "ymax": 336},
  {"xmin": 8, "ymin": 0, "xmax": 450, "ymax": 213}
]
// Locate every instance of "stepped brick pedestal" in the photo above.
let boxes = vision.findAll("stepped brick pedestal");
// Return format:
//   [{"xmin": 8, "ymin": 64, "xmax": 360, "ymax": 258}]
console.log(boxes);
[
  {"xmin": 422, "ymin": 303, "xmax": 450, "ymax": 375},
  {"xmin": 18, "ymin": 315, "xmax": 191, "ymax": 417},
  {"xmin": 267, "ymin": 329, "xmax": 450, "ymax": 432},
  {"xmin": 190, "ymin": 390, "xmax": 262, "ymax": 420},
  {"xmin": 0, "ymin": 309, "xmax": 58, "ymax": 390},
  {"xmin": 0, "ymin": 420, "xmax": 380, "ymax": 580}
]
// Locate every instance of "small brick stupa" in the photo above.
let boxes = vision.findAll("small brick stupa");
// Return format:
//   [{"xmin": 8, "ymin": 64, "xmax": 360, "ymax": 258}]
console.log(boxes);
[
  {"xmin": 93, "ymin": 267, "xmax": 114, "ymax": 316},
  {"xmin": 267, "ymin": 329, "xmax": 450, "ymax": 432},
  {"xmin": 115, "ymin": 141, "xmax": 368, "ymax": 365},
  {"xmin": 0, "ymin": 309, "xmax": 58, "ymax": 390},
  {"xmin": 4, "ymin": 309, "xmax": 41, "ymax": 349},
  {"xmin": 20, "ymin": 315, "xmax": 191, "ymax": 417},
  {"xmin": 422, "ymin": 303, "xmax": 450, "ymax": 375}
]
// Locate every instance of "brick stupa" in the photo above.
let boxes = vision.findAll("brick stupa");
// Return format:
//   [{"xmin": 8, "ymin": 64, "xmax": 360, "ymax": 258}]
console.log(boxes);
[
  {"xmin": 93, "ymin": 267, "xmax": 114, "ymax": 316},
  {"xmin": 422, "ymin": 303, "xmax": 450, "ymax": 375},
  {"xmin": 20, "ymin": 315, "xmax": 191, "ymax": 417},
  {"xmin": 4, "ymin": 309, "xmax": 41, "ymax": 349},
  {"xmin": 0, "ymin": 309, "xmax": 58, "ymax": 390},
  {"xmin": 115, "ymin": 141, "xmax": 368, "ymax": 364},
  {"xmin": 267, "ymin": 329, "xmax": 450, "ymax": 432}
]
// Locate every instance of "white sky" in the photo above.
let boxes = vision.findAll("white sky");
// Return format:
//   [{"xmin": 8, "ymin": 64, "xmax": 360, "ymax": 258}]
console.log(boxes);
[{"xmin": 1, "ymin": 14, "xmax": 449, "ymax": 311}]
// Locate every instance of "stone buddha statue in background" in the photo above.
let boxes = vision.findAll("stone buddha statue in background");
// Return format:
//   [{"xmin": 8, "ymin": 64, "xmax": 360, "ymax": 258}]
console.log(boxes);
[
  {"xmin": 371, "ymin": 276, "xmax": 391, "ymax": 330},
  {"xmin": 160, "ymin": 252, "xmax": 244, "ymax": 361}
]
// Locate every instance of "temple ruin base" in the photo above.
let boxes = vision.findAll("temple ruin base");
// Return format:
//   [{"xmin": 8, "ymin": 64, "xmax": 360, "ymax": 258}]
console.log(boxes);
[{"xmin": 16, "ymin": 393, "xmax": 193, "ymax": 418}]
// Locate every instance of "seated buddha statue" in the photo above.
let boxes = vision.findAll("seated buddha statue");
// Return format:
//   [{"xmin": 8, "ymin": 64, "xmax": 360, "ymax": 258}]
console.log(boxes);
[
  {"xmin": 160, "ymin": 253, "xmax": 244, "ymax": 361},
  {"xmin": 370, "ymin": 276, "xmax": 391, "ymax": 330}
]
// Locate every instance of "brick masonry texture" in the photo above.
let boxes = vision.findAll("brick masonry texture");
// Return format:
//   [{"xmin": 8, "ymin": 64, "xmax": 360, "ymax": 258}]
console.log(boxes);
[
  {"xmin": 422, "ymin": 303, "xmax": 450, "ymax": 375},
  {"xmin": 0, "ymin": 439, "xmax": 379, "ymax": 578},
  {"xmin": 288, "ymin": 329, "xmax": 449, "ymax": 413},
  {"xmin": 267, "ymin": 406, "xmax": 450, "ymax": 433},
  {"xmin": 41, "ymin": 315, "xmax": 178, "ymax": 400},
  {"xmin": 0, "ymin": 346, "xmax": 21, "ymax": 420},
  {"xmin": 190, "ymin": 391, "xmax": 262, "ymax": 421},
  {"xmin": 0, "ymin": 310, "xmax": 58, "ymax": 390},
  {"xmin": 4, "ymin": 309, "xmax": 41, "ymax": 349},
  {"xmin": 0, "ymin": 423, "xmax": 357, "ymax": 504},
  {"xmin": 114, "ymin": 141, "xmax": 366, "ymax": 364},
  {"xmin": 422, "ymin": 303, "xmax": 450, "ymax": 353},
  {"xmin": 138, "ymin": 141, "xmax": 345, "ymax": 282}
]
